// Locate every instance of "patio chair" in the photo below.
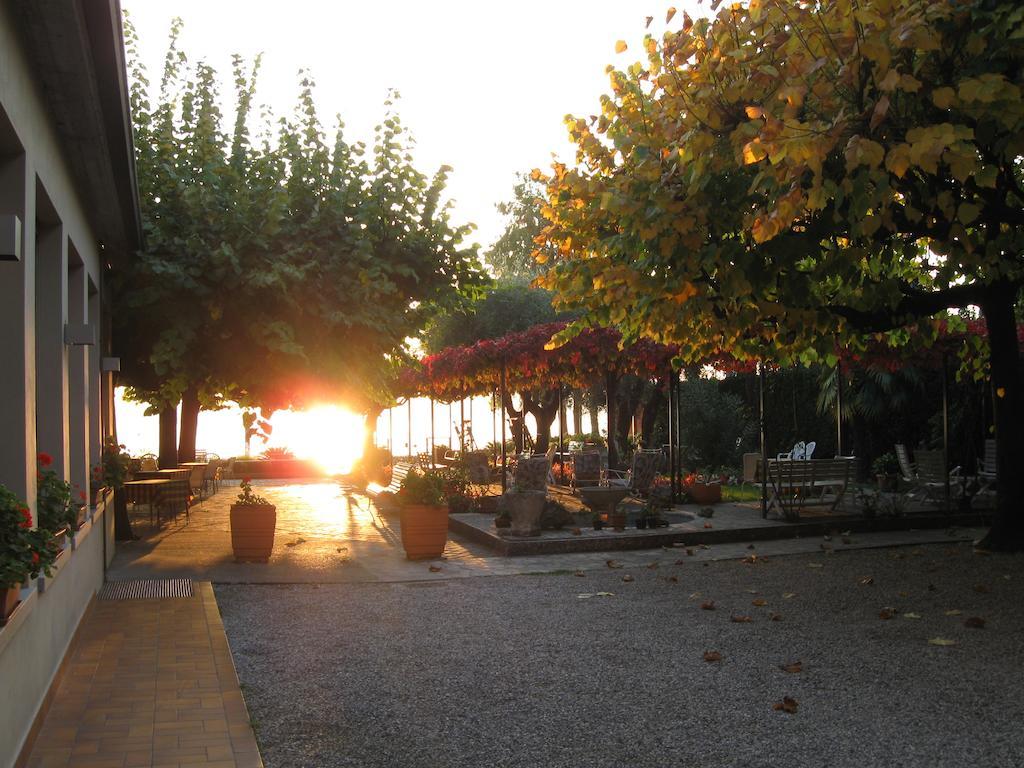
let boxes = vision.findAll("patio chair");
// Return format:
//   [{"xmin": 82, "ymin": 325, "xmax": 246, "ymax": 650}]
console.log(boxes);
[
  {"xmin": 571, "ymin": 451, "xmax": 603, "ymax": 489},
  {"xmin": 606, "ymin": 449, "xmax": 663, "ymax": 497},
  {"xmin": 777, "ymin": 441, "xmax": 807, "ymax": 460},
  {"xmin": 203, "ymin": 460, "xmax": 220, "ymax": 496},
  {"xmin": 139, "ymin": 453, "xmax": 158, "ymax": 472},
  {"xmin": 896, "ymin": 445, "xmax": 962, "ymax": 505},
  {"xmin": 804, "ymin": 441, "xmax": 817, "ymax": 459},
  {"xmin": 188, "ymin": 466, "xmax": 207, "ymax": 504},
  {"xmin": 977, "ymin": 439, "xmax": 997, "ymax": 494}
]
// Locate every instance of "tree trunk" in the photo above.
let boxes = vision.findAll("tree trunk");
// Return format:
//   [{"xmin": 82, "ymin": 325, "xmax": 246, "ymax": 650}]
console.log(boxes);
[
  {"xmin": 641, "ymin": 385, "xmax": 666, "ymax": 447},
  {"xmin": 572, "ymin": 388, "xmax": 583, "ymax": 435},
  {"xmin": 158, "ymin": 404, "xmax": 178, "ymax": 469},
  {"xmin": 177, "ymin": 387, "xmax": 200, "ymax": 463},
  {"xmin": 524, "ymin": 390, "xmax": 559, "ymax": 453},
  {"xmin": 362, "ymin": 406, "xmax": 383, "ymax": 460},
  {"xmin": 976, "ymin": 281, "xmax": 1024, "ymax": 551},
  {"xmin": 501, "ymin": 390, "xmax": 526, "ymax": 453},
  {"xmin": 588, "ymin": 384, "xmax": 601, "ymax": 436},
  {"xmin": 606, "ymin": 372, "xmax": 619, "ymax": 468},
  {"xmin": 113, "ymin": 487, "xmax": 135, "ymax": 541}
]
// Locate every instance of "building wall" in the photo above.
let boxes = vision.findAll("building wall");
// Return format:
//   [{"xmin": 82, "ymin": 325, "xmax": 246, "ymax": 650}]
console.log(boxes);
[{"xmin": 0, "ymin": 3, "xmax": 117, "ymax": 765}]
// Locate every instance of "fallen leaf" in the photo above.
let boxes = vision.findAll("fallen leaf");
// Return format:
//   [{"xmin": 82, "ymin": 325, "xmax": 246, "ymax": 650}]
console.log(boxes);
[
  {"xmin": 903, "ymin": 612, "xmax": 922, "ymax": 620},
  {"xmin": 742, "ymin": 555, "xmax": 760, "ymax": 564},
  {"xmin": 622, "ymin": 574, "xmax": 635, "ymax": 583},
  {"xmin": 859, "ymin": 576, "xmax": 874, "ymax": 586},
  {"xmin": 686, "ymin": 548, "xmax": 696, "ymax": 556},
  {"xmin": 595, "ymin": 592, "xmax": 615, "ymax": 597},
  {"xmin": 703, "ymin": 650, "xmax": 722, "ymax": 662},
  {"xmin": 752, "ymin": 599, "xmax": 767, "ymax": 607},
  {"xmin": 428, "ymin": 565, "xmax": 442, "ymax": 573},
  {"xmin": 782, "ymin": 592, "xmax": 796, "ymax": 599},
  {"xmin": 808, "ymin": 563, "xmax": 824, "ymax": 569},
  {"xmin": 879, "ymin": 607, "xmax": 897, "ymax": 620},
  {"xmin": 746, "ymin": 589, "xmax": 759, "ymax": 594},
  {"xmin": 574, "ymin": 570, "xmax": 586, "ymax": 577},
  {"xmin": 577, "ymin": 593, "xmax": 595, "ymax": 599},
  {"xmin": 768, "ymin": 612, "xmax": 784, "ymax": 622},
  {"xmin": 646, "ymin": 562, "xmax": 659, "ymax": 570},
  {"xmin": 945, "ymin": 609, "xmax": 962, "ymax": 616},
  {"xmin": 571, "ymin": 527, "xmax": 582, "ymax": 536},
  {"xmin": 964, "ymin": 616, "xmax": 986, "ymax": 629},
  {"xmin": 928, "ymin": 637, "xmax": 958, "ymax": 647},
  {"xmin": 780, "ymin": 661, "xmax": 802, "ymax": 673},
  {"xmin": 285, "ymin": 537, "xmax": 307, "ymax": 547},
  {"xmin": 674, "ymin": 559, "xmax": 686, "ymax": 565},
  {"xmin": 606, "ymin": 560, "xmax": 623, "ymax": 569},
  {"xmin": 689, "ymin": 592, "xmax": 702, "ymax": 599},
  {"xmin": 703, "ymin": 521, "xmax": 713, "ymax": 529},
  {"xmin": 666, "ymin": 575, "xmax": 679, "ymax": 583},
  {"xmin": 773, "ymin": 696, "xmax": 799, "ymax": 714},
  {"xmin": 731, "ymin": 615, "xmax": 753, "ymax": 623},
  {"xmin": 701, "ymin": 600, "xmax": 716, "ymax": 610}
]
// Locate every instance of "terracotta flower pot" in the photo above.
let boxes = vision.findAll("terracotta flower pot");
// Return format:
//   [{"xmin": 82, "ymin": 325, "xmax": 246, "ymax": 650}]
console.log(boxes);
[
  {"xmin": 229, "ymin": 504, "xmax": 277, "ymax": 563},
  {"xmin": 2, "ymin": 586, "xmax": 21, "ymax": 625},
  {"xmin": 399, "ymin": 504, "xmax": 449, "ymax": 560},
  {"xmin": 686, "ymin": 483, "xmax": 722, "ymax": 505}
]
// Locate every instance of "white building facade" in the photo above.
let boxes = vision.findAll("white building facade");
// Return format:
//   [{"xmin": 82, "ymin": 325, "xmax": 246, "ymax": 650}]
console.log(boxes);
[{"xmin": 0, "ymin": 1, "xmax": 139, "ymax": 764}]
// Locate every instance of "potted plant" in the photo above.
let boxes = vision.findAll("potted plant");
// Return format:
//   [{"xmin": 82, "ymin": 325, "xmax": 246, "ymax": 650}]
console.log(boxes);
[
  {"xmin": 872, "ymin": 452, "xmax": 899, "ymax": 492},
  {"xmin": 91, "ymin": 438, "xmax": 131, "ymax": 505},
  {"xmin": 36, "ymin": 453, "xmax": 77, "ymax": 547},
  {"xmin": 1, "ymin": 485, "xmax": 55, "ymax": 624},
  {"xmin": 592, "ymin": 512, "xmax": 605, "ymax": 531},
  {"xmin": 682, "ymin": 471, "xmax": 722, "ymax": 505},
  {"xmin": 396, "ymin": 469, "xmax": 450, "ymax": 559},
  {"xmin": 229, "ymin": 479, "xmax": 276, "ymax": 562}
]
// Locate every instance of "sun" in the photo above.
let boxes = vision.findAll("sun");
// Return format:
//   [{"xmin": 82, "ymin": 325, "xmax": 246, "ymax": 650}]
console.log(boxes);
[{"xmin": 269, "ymin": 405, "xmax": 365, "ymax": 475}]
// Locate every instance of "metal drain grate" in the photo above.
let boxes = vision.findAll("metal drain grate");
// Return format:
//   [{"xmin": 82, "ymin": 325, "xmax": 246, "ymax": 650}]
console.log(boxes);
[{"xmin": 99, "ymin": 579, "xmax": 193, "ymax": 600}]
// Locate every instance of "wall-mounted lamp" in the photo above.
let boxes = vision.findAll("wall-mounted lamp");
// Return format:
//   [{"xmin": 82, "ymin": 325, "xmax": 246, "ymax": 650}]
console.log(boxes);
[
  {"xmin": 64, "ymin": 324, "xmax": 96, "ymax": 346},
  {"xmin": 1, "ymin": 214, "xmax": 21, "ymax": 260}
]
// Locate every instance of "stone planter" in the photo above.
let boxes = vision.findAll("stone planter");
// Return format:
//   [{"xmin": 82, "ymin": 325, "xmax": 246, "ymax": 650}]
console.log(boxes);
[
  {"xmin": 503, "ymin": 490, "xmax": 546, "ymax": 537},
  {"xmin": 229, "ymin": 503, "xmax": 277, "ymax": 562},
  {"xmin": 399, "ymin": 504, "xmax": 449, "ymax": 560}
]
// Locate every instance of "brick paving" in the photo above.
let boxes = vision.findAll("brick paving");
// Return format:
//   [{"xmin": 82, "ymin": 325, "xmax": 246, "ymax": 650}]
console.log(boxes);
[{"xmin": 25, "ymin": 583, "xmax": 262, "ymax": 768}]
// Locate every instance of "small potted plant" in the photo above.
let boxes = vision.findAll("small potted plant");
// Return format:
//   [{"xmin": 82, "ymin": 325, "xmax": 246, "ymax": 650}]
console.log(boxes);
[
  {"xmin": 1, "ymin": 485, "xmax": 56, "ymax": 624},
  {"xmin": 682, "ymin": 471, "xmax": 722, "ymax": 505},
  {"xmin": 396, "ymin": 469, "xmax": 450, "ymax": 559},
  {"xmin": 36, "ymin": 453, "xmax": 77, "ymax": 548},
  {"xmin": 229, "ymin": 478, "xmax": 276, "ymax": 562},
  {"xmin": 872, "ymin": 452, "xmax": 899, "ymax": 492},
  {"xmin": 91, "ymin": 438, "xmax": 131, "ymax": 506}
]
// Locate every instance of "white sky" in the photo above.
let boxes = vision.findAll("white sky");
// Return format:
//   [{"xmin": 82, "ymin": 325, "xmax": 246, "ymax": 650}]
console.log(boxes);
[{"xmin": 122, "ymin": 0, "xmax": 702, "ymax": 248}]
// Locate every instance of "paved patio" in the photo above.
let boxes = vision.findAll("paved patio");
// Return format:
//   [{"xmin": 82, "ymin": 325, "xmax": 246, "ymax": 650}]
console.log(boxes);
[
  {"xmin": 107, "ymin": 480, "xmax": 982, "ymax": 584},
  {"xmin": 24, "ymin": 582, "xmax": 262, "ymax": 768}
]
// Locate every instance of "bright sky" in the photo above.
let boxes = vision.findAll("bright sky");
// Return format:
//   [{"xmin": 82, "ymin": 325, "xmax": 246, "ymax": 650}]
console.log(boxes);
[{"xmin": 123, "ymin": 0, "xmax": 701, "ymax": 247}]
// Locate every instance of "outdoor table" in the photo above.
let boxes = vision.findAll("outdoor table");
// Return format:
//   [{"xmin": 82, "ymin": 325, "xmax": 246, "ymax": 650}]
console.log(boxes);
[
  {"xmin": 132, "ymin": 469, "xmax": 190, "ymax": 481},
  {"xmin": 123, "ymin": 479, "xmax": 172, "ymax": 525},
  {"xmin": 179, "ymin": 462, "xmax": 208, "ymax": 468},
  {"xmin": 576, "ymin": 486, "xmax": 631, "ymax": 531}
]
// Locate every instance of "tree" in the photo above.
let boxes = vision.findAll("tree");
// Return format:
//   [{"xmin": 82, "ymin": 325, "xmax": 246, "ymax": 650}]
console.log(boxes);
[
  {"xmin": 117, "ymin": 18, "xmax": 486, "ymax": 463},
  {"xmin": 484, "ymin": 175, "xmax": 554, "ymax": 280},
  {"xmin": 539, "ymin": 0, "xmax": 1024, "ymax": 549}
]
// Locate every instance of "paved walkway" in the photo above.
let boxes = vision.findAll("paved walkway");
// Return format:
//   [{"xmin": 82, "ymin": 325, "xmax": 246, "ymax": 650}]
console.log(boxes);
[
  {"xmin": 107, "ymin": 480, "xmax": 982, "ymax": 584},
  {"xmin": 25, "ymin": 583, "xmax": 262, "ymax": 768}
]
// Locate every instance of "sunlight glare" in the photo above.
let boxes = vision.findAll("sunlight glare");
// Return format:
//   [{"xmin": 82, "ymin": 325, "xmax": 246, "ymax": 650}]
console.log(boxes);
[{"xmin": 270, "ymin": 405, "xmax": 365, "ymax": 475}]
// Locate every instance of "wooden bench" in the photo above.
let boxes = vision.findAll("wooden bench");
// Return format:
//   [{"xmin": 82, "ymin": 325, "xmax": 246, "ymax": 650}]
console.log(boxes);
[
  {"xmin": 366, "ymin": 462, "xmax": 416, "ymax": 502},
  {"xmin": 762, "ymin": 457, "xmax": 854, "ymax": 521}
]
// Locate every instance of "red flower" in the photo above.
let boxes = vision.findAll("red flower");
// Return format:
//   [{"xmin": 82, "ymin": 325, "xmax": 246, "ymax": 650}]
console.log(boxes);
[
  {"xmin": 32, "ymin": 552, "xmax": 39, "ymax": 565},
  {"xmin": 79, "ymin": 491, "xmax": 87, "ymax": 501},
  {"xmin": 243, "ymin": 477, "xmax": 252, "ymax": 484},
  {"xmin": 38, "ymin": 452, "xmax": 53, "ymax": 467},
  {"xmin": 20, "ymin": 508, "xmax": 32, "ymax": 528}
]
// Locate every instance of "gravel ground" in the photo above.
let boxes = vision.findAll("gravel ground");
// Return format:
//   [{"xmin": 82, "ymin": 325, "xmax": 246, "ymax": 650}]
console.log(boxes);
[{"xmin": 216, "ymin": 543, "xmax": 1024, "ymax": 768}]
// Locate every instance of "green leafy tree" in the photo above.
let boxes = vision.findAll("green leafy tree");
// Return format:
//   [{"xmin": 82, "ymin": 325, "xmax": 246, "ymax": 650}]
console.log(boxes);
[
  {"xmin": 117, "ymin": 18, "xmax": 487, "ymax": 464},
  {"xmin": 484, "ymin": 175, "xmax": 554, "ymax": 280},
  {"xmin": 539, "ymin": 0, "xmax": 1024, "ymax": 548}
]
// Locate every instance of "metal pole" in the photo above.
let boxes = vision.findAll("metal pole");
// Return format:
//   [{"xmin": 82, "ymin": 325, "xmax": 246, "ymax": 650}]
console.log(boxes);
[
  {"xmin": 759, "ymin": 360, "xmax": 768, "ymax": 519},
  {"xmin": 448, "ymin": 402, "xmax": 453, "ymax": 449},
  {"xmin": 500, "ymin": 361, "xmax": 508, "ymax": 493},
  {"xmin": 460, "ymin": 398, "xmax": 466, "ymax": 453},
  {"xmin": 407, "ymin": 399, "xmax": 412, "ymax": 459},
  {"xmin": 675, "ymin": 372, "xmax": 683, "ymax": 499},
  {"xmin": 668, "ymin": 368, "xmax": 676, "ymax": 506},
  {"xmin": 835, "ymin": 369, "xmax": 844, "ymax": 457},
  {"xmin": 388, "ymin": 406, "xmax": 393, "ymax": 458},
  {"xmin": 558, "ymin": 385, "xmax": 565, "ymax": 483},
  {"xmin": 429, "ymin": 397, "xmax": 435, "ymax": 462},
  {"xmin": 942, "ymin": 352, "xmax": 951, "ymax": 513}
]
